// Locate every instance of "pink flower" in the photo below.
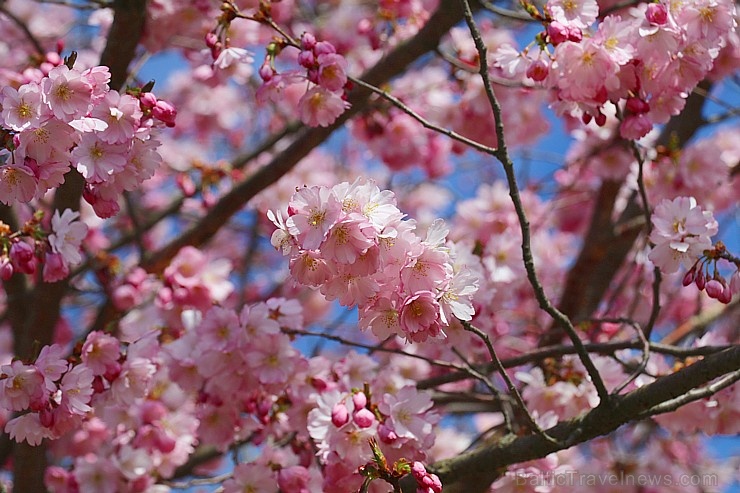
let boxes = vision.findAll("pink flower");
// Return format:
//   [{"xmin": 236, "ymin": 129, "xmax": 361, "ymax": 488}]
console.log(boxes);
[
  {"xmin": 213, "ymin": 47, "xmax": 253, "ymax": 70},
  {"xmin": 399, "ymin": 291, "xmax": 443, "ymax": 342},
  {"xmin": 90, "ymin": 91, "xmax": 142, "ymax": 144},
  {"xmin": 619, "ymin": 113, "xmax": 652, "ymax": 140},
  {"xmin": 43, "ymin": 252, "xmax": 70, "ymax": 282},
  {"xmin": 297, "ymin": 86, "xmax": 349, "ymax": 127},
  {"xmin": 286, "ymin": 185, "xmax": 342, "ymax": 250},
  {"xmin": 0, "ymin": 360, "xmax": 46, "ymax": 412},
  {"xmin": 41, "ymin": 65, "xmax": 94, "ymax": 121},
  {"xmin": 72, "ymin": 133, "xmax": 129, "ymax": 183},
  {"xmin": 222, "ymin": 463, "xmax": 276, "ymax": 493},
  {"xmin": 317, "ymin": 53, "xmax": 348, "ymax": 92},
  {"xmin": 0, "ymin": 163, "xmax": 37, "ymax": 205},
  {"xmin": 34, "ymin": 344, "xmax": 69, "ymax": 391},
  {"xmin": 1, "ymin": 83, "xmax": 48, "ymax": 131},
  {"xmin": 60, "ymin": 364, "xmax": 94, "ymax": 415},
  {"xmin": 5, "ymin": 413, "xmax": 54, "ymax": 445},
  {"xmin": 546, "ymin": 0, "xmax": 599, "ymax": 29},
  {"xmin": 48, "ymin": 208, "xmax": 88, "ymax": 266},
  {"xmin": 81, "ymin": 331, "xmax": 121, "ymax": 376},
  {"xmin": 379, "ymin": 386, "xmax": 435, "ymax": 443}
]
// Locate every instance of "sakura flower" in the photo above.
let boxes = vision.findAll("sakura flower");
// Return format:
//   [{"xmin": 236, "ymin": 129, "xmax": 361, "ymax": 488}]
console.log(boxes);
[
  {"xmin": 72, "ymin": 133, "xmax": 129, "ymax": 183},
  {"xmin": 648, "ymin": 196, "xmax": 718, "ymax": 274},
  {"xmin": 213, "ymin": 46, "xmax": 253, "ymax": 70},
  {"xmin": 1, "ymin": 83, "xmax": 47, "ymax": 131},
  {"xmin": 48, "ymin": 208, "xmax": 88, "ymax": 266},
  {"xmin": 546, "ymin": 0, "xmax": 599, "ymax": 29},
  {"xmin": 0, "ymin": 360, "xmax": 46, "ymax": 412},
  {"xmin": 0, "ymin": 163, "xmax": 37, "ymax": 204},
  {"xmin": 317, "ymin": 53, "xmax": 348, "ymax": 92},
  {"xmin": 90, "ymin": 91, "xmax": 142, "ymax": 144},
  {"xmin": 34, "ymin": 343, "xmax": 69, "ymax": 391},
  {"xmin": 80, "ymin": 331, "xmax": 121, "ymax": 376},
  {"xmin": 399, "ymin": 291, "xmax": 444, "ymax": 342},
  {"xmin": 41, "ymin": 65, "xmax": 95, "ymax": 121},
  {"xmin": 286, "ymin": 185, "xmax": 342, "ymax": 250},
  {"xmin": 297, "ymin": 86, "xmax": 349, "ymax": 127},
  {"xmin": 5, "ymin": 413, "xmax": 54, "ymax": 446},
  {"xmin": 222, "ymin": 463, "xmax": 277, "ymax": 493},
  {"xmin": 60, "ymin": 364, "xmax": 94, "ymax": 415},
  {"xmin": 42, "ymin": 252, "xmax": 70, "ymax": 282},
  {"xmin": 379, "ymin": 386, "xmax": 436, "ymax": 444}
]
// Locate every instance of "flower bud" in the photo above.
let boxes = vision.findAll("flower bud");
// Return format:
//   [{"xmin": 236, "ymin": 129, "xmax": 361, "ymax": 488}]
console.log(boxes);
[
  {"xmin": 331, "ymin": 402, "xmax": 349, "ymax": 427},
  {"xmin": 695, "ymin": 270, "xmax": 706, "ymax": 290},
  {"xmin": 300, "ymin": 32, "xmax": 317, "ymax": 51},
  {"xmin": 526, "ymin": 58, "xmax": 549, "ymax": 81},
  {"xmin": 646, "ymin": 3, "xmax": 668, "ymax": 25},
  {"xmin": 682, "ymin": 268, "xmax": 695, "ymax": 287},
  {"xmin": 353, "ymin": 408, "xmax": 375, "ymax": 428},
  {"xmin": 352, "ymin": 391, "xmax": 367, "ymax": 409},
  {"xmin": 705, "ymin": 279, "xmax": 724, "ymax": 299},
  {"xmin": 547, "ymin": 21, "xmax": 569, "ymax": 45}
]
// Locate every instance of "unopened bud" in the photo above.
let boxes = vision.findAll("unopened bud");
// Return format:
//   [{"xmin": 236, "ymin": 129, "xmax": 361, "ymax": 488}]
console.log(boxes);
[{"xmin": 331, "ymin": 402, "xmax": 349, "ymax": 427}]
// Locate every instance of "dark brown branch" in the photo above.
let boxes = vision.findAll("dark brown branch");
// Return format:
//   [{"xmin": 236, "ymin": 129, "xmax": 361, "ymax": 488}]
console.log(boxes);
[{"xmin": 427, "ymin": 345, "xmax": 740, "ymax": 493}]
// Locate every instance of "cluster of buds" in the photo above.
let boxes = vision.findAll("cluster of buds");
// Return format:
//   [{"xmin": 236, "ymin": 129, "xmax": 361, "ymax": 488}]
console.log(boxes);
[{"xmin": 682, "ymin": 242, "xmax": 739, "ymax": 304}]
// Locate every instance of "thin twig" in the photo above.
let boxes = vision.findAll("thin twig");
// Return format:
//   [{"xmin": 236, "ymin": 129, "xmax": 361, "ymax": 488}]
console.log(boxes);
[
  {"xmin": 348, "ymin": 76, "xmax": 499, "ymax": 155},
  {"xmin": 458, "ymin": 0, "xmax": 610, "ymax": 405},
  {"xmin": 478, "ymin": 0, "xmax": 534, "ymax": 21},
  {"xmin": 461, "ymin": 320, "xmax": 561, "ymax": 445}
]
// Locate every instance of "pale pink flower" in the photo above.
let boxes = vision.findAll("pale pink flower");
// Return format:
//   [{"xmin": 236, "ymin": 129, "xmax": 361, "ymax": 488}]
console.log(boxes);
[
  {"xmin": 90, "ymin": 91, "xmax": 142, "ymax": 144},
  {"xmin": 43, "ymin": 252, "xmax": 69, "ymax": 282},
  {"xmin": 0, "ymin": 163, "xmax": 37, "ymax": 204},
  {"xmin": 41, "ymin": 65, "xmax": 94, "ymax": 121},
  {"xmin": 546, "ymin": 0, "xmax": 599, "ymax": 29},
  {"xmin": 286, "ymin": 185, "xmax": 342, "ymax": 250},
  {"xmin": 60, "ymin": 364, "xmax": 94, "ymax": 415},
  {"xmin": 359, "ymin": 295, "xmax": 401, "ymax": 339},
  {"xmin": 379, "ymin": 386, "xmax": 436, "ymax": 443},
  {"xmin": 48, "ymin": 208, "xmax": 88, "ymax": 266},
  {"xmin": 399, "ymin": 291, "xmax": 444, "ymax": 342},
  {"xmin": 317, "ymin": 53, "xmax": 348, "ymax": 92},
  {"xmin": 72, "ymin": 133, "xmax": 129, "ymax": 183},
  {"xmin": 34, "ymin": 343, "xmax": 69, "ymax": 391},
  {"xmin": 17, "ymin": 119, "xmax": 78, "ymax": 164},
  {"xmin": 244, "ymin": 333, "xmax": 299, "ymax": 384},
  {"xmin": 80, "ymin": 331, "xmax": 120, "ymax": 376},
  {"xmin": 213, "ymin": 46, "xmax": 253, "ymax": 70},
  {"xmin": 648, "ymin": 196, "xmax": 718, "ymax": 273},
  {"xmin": 74, "ymin": 455, "xmax": 120, "ymax": 493},
  {"xmin": 5, "ymin": 413, "xmax": 54, "ymax": 445},
  {"xmin": 1, "ymin": 83, "xmax": 48, "ymax": 131},
  {"xmin": 0, "ymin": 360, "xmax": 46, "ymax": 411},
  {"xmin": 297, "ymin": 86, "xmax": 349, "ymax": 127},
  {"xmin": 320, "ymin": 217, "xmax": 375, "ymax": 264}
]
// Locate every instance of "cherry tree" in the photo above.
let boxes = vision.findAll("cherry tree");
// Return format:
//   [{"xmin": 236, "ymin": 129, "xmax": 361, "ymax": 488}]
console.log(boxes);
[{"xmin": 0, "ymin": 0, "xmax": 738, "ymax": 492}]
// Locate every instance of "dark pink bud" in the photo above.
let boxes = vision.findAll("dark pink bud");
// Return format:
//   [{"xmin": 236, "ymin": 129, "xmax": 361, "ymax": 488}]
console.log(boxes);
[
  {"xmin": 352, "ymin": 391, "xmax": 367, "ymax": 409},
  {"xmin": 567, "ymin": 26, "xmax": 583, "ymax": 42},
  {"xmin": 300, "ymin": 32, "xmax": 317, "ymax": 51},
  {"xmin": 411, "ymin": 461, "xmax": 427, "ymax": 480},
  {"xmin": 682, "ymin": 268, "xmax": 696, "ymax": 287},
  {"xmin": 154, "ymin": 428, "xmax": 177, "ymax": 453},
  {"xmin": 547, "ymin": 21, "xmax": 569, "ymax": 45},
  {"xmin": 695, "ymin": 270, "xmax": 706, "ymax": 290},
  {"xmin": 705, "ymin": 279, "xmax": 724, "ymax": 299},
  {"xmin": 353, "ymin": 408, "xmax": 375, "ymax": 428},
  {"xmin": 258, "ymin": 62, "xmax": 275, "ymax": 82},
  {"xmin": 0, "ymin": 257, "xmax": 13, "ymax": 281},
  {"xmin": 298, "ymin": 50, "xmax": 315, "ymax": 68},
  {"xmin": 718, "ymin": 284, "xmax": 732, "ymax": 304},
  {"xmin": 646, "ymin": 3, "xmax": 668, "ymax": 25},
  {"xmin": 92, "ymin": 375, "xmax": 106, "ymax": 394},
  {"xmin": 152, "ymin": 100, "xmax": 177, "ymax": 127},
  {"xmin": 313, "ymin": 41, "xmax": 336, "ymax": 56},
  {"xmin": 45, "ymin": 51, "xmax": 62, "ymax": 66},
  {"xmin": 594, "ymin": 111, "xmax": 607, "ymax": 127},
  {"xmin": 626, "ymin": 97, "xmax": 650, "ymax": 114},
  {"xmin": 205, "ymin": 32, "xmax": 219, "ymax": 49},
  {"xmin": 140, "ymin": 92, "xmax": 158, "ymax": 108},
  {"xmin": 331, "ymin": 402, "xmax": 349, "ymax": 427},
  {"xmin": 526, "ymin": 58, "xmax": 549, "ymax": 81}
]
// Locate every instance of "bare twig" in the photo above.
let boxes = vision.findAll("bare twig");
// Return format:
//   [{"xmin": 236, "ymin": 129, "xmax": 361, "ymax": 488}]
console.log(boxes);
[{"xmin": 458, "ymin": 0, "xmax": 610, "ymax": 405}]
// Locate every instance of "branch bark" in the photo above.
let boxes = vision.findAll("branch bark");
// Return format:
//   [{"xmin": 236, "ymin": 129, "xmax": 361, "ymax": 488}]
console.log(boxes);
[{"xmin": 427, "ymin": 345, "xmax": 740, "ymax": 493}]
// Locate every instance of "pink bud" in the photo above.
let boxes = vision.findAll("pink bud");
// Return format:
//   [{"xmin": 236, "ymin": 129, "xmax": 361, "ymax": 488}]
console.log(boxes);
[
  {"xmin": 205, "ymin": 32, "xmax": 219, "ymax": 49},
  {"xmin": 39, "ymin": 408, "xmax": 55, "ymax": 428},
  {"xmin": 140, "ymin": 92, "xmax": 158, "ymax": 108},
  {"xmin": 594, "ymin": 111, "xmax": 607, "ymax": 127},
  {"xmin": 298, "ymin": 50, "xmax": 315, "ymax": 68},
  {"xmin": 526, "ymin": 58, "xmax": 549, "ymax": 81},
  {"xmin": 353, "ymin": 408, "xmax": 375, "ymax": 428},
  {"xmin": 620, "ymin": 114, "xmax": 652, "ymax": 139},
  {"xmin": 313, "ymin": 40, "xmax": 336, "ymax": 56},
  {"xmin": 141, "ymin": 400, "xmax": 167, "ymax": 424},
  {"xmin": 331, "ymin": 402, "xmax": 349, "ymax": 427},
  {"xmin": 152, "ymin": 100, "xmax": 177, "ymax": 127},
  {"xmin": 695, "ymin": 270, "xmax": 706, "ymax": 290},
  {"xmin": 352, "ymin": 391, "xmax": 367, "ymax": 409},
  {"xmin": 567, "ymin": 26, "xmax": 583, "ymax": 42},
  {"xmin": 718, "ymin": 284, "xmax": 732, "ymax": 304},
  {"xmin": 626, "ymin": 97, "xmax": 650, "ymax": 114},
  {"xmin": 411, "ymin": 461, "xmax": 427, "ymax": 480},
  {"xmin": 258, "ymin": 62, "xmax": 275, "ymax": 81},
  {"xmin": 0, "ymin": 257, "xmax": 13, "ymax": 281},
  {"xmin": 300, "ymin": 32, "xmax": 317, "ymax": 51},
  {"xmin": 154, "ymin": 428, "xmax": 177, "ymax": 453},
  {"xmin": 646, "ymin": 3, "xmax": 668, "ymax": 25},
  {"xmin": 547, "ymin": 21, "xmax": 569, "ymax": 45},
  {"xmin": 705, "ymin": 279, "xmax": 724, "ymax": 299},
  {"xmin": 682, "ymin": 268, "xmax": 696, "ymax": 287}
]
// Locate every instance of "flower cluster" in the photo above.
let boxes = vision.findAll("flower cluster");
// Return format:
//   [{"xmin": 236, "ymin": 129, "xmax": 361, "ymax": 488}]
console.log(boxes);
[
  {"xmin": 0, "ymin": 208, "xmax": 87, "ymax": 282},
  {"xmin": 0, "ymin": 62, "xmax": 173, "ymax": 217},
  {"xmin": 270, "ymin": 179, "xmax": 479, "ymax": 343},
  {"xmin": 494, "ymin": 0, "xmax": 737, "ymax": 137},
  {"xmin": 0, "ymin": 344, "xmax": 94, "ymax": 446},
  {"xmin": 648, "ymin": 196, "xmax": 718, "ymax": 274},
  {"xmin": 258, "ymin": 33, "xmax": 350, "ymax": 127}
]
